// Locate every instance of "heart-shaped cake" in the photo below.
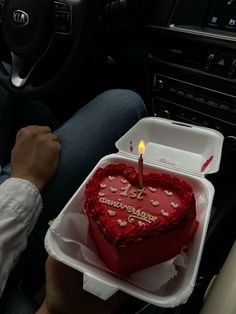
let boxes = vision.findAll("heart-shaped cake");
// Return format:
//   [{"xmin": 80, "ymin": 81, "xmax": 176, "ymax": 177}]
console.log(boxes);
[{"xmin": 84, "ymin": 163, "xmax": 198, "ymax": 275}]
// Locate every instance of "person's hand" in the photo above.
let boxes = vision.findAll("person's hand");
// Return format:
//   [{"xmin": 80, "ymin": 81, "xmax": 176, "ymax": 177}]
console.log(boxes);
[
  {"xmin": 36, "ymin": 256, "xmax": 129, "ymax": 314},
  {"xmin": 11, "ymin": 125, "xmax": 61, "ymax": 191}
]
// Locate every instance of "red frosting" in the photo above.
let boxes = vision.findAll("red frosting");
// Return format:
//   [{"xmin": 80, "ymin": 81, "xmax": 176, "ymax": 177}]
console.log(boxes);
[{"xmin": 84, "ymin": 163, "xmax": 198, "ymax": 275}]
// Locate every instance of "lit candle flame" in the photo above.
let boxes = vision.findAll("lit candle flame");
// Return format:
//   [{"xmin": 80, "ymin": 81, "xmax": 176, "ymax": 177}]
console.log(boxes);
[{"xmin": 138, "ymin": 140, "xmax": 145, "ymax": 155}]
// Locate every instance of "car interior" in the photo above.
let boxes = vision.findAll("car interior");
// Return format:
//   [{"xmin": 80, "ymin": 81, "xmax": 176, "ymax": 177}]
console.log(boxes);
[{"xmin": 0, "ymin": 0, "xmax": 236, "ymax": 313}]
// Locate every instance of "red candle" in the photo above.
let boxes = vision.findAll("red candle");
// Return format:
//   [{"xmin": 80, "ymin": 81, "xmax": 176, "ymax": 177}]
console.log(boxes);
[{"xmin": 138, "ymin": 140, "xmax": 145, "ymax": 188}]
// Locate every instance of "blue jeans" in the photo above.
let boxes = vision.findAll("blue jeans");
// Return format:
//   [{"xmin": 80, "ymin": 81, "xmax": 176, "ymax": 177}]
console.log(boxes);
[
  {"xmin": 0, "ymin": 88, "xmax": 147, "ymax": 307},
  {"xmin": 38, "ymin": 89, "xmax": 147, "ymax": 237},
  {"xmin": 0, "ymin": 89, "xmax": 147, "ymax": 238}
]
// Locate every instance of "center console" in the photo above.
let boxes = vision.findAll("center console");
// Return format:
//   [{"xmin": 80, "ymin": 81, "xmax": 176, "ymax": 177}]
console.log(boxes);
[
  {"xmin": 144, "ymin": 0, "xmax": 236, "ymax": 293},
  {"xmin": 145, "ymin": 0, "xmax": 236, "ymax": 150}
]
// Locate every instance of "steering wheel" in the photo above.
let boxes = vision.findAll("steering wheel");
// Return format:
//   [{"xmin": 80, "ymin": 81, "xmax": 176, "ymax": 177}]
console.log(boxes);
[{"xmin": 0, "ymin": 0, "xmax": 102, "ymax": 97}]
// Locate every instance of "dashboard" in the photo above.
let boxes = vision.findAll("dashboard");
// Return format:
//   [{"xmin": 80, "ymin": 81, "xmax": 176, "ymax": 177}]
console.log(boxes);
[
  {"xmin": 142, "ymin": 2, "xmax": 236, "ymax": 281},
  {"xmin": 144, "ymin": 0, "xmax": 236, "ymax": 150}
]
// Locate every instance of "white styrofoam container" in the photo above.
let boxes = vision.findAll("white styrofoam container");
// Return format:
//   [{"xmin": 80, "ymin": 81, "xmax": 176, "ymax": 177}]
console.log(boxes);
[{"xmin": 45, "ymin": 117, "xmax": 224, "ymax": 308}]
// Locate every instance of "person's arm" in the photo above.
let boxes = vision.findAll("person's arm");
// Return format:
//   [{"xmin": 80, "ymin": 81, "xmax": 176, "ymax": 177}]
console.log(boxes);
[
  {"xmin": 36, "ymin": 256, "xmax": 127, "ymax": 314},
  {"xmin": 0, "ymin": 178, "xmax": 42, "ymax": 296},
  {"xmin": 0, "ymin": 125, "xmax": 61, "ymax": 297}
]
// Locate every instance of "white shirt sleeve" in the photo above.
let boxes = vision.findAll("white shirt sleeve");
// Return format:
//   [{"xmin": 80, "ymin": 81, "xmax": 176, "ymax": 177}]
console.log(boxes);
[{"xmin": 0, "ymin": 178, "xmax": 43, "ymax": 297}]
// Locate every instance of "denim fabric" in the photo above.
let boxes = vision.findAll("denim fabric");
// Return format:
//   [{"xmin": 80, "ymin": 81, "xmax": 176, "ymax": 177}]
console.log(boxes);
[
  {"xmin": 0, "ymin": 88, "xmax": 147, "ymax": 303},
  {"xmin": 0, "ymin": 164, "xmax": 11, "ymax": 184},
  {"xmin": 37, "ymin": 89, "xmax": 147, "ymax": 237},
  {"xmin": 0, "ymin": 88, "xmax": 147, "ymax": 237}
]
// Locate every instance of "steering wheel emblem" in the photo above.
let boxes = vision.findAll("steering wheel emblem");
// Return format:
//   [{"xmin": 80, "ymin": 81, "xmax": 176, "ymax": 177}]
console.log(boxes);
[{"xmin": 12, "ymin": 10, "xmax": 29, "ymax": 26}]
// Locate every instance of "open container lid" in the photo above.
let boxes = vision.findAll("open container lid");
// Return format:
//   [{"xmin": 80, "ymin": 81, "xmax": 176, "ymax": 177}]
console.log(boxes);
[
  {"xmin": 45, "ymin": 116, "xmax": 223, "ymax": 308},
  {"xmin": 116, "ymin": 117, "xmax": 224, "ymax": 176}
]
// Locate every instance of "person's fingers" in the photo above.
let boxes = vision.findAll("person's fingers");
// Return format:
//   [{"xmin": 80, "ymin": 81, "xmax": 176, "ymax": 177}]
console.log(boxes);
[
  {"xmin": 15, "ymin": 125, "xmax": 52, "ymax": 139},
  {"xmin": 51, "ymin": 140, "xmax": 61, "ymax": 151},
  {"xmin": 51, "ymin": 133, "xmax": 60, "ymax": 142},
  {"xmin": 42, "ymin": 132, "xmax": 60, "ymax": 142},
  {"xmin": 32, "ymin": 125, "xmax": 52, "ymax": 133},
  {"xmin": 21, "ymin": 125, "xmax": 52, "ymax": 133}
]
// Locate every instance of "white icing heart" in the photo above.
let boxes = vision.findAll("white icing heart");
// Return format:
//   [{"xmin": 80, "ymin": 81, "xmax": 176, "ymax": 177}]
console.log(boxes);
[
  {"xmin": 108, "ymin": 210, "xmax": 116, "ymax": 216},
  {"xmin": 138, "ymin": 221, "xmax": 146, "ymax": 226},
  {"xmin": 110, "ymin": 187, "xmax": 117, "ymax": 193},
  {"xmin": 164, "ymin": 190, "xmax": 173, "ymax": 196},
  {"xmin": 150, "ymin": 199, "xmax": 159, "ymax": 206},
  {"xmin": 117, "ymin": 219, "xmax": 127, "ymax": 227},
  {"xmin": 171, "ymin": 202, "xmax": 179, "ymax": 208},
  {"xmin": 149, "ymin": 187, "xmax": 157, "ymax": 192},
  {"xmin": 160, "ymin": 209, "xmax": 169, "ymax": 217}
]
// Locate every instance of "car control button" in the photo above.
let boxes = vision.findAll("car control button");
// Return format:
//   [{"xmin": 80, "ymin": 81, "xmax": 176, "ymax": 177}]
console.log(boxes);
[
  {"xmin": 228, "ymin": 59, "xmax": 236, "ymax": 77},
  {"xmin": 54, "ymin": 1, "xmax": 69, "ymax": 11},
  {"xmin": 0, "ymin": 0, "xmax": 4, "ymax": 23},
  {"xmin": 53, "ymin": 1, "xmax": 71, "ymax": 34},
  {"xmin": 207, "ymin": 51, "xmax": 232, "ymax": 76},
  {"xmin": 205, "ymin": 53, "xmax": 215, "ymax": 71}
]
